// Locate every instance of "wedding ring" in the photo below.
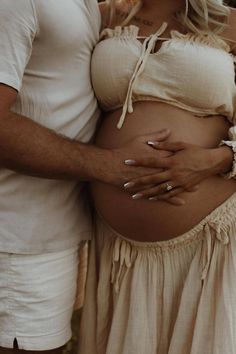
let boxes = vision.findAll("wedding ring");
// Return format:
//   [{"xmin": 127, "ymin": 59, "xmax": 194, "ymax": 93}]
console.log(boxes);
[{"xmin": 165, "ymin": 182, "xmax": 173, "ymax": 192}]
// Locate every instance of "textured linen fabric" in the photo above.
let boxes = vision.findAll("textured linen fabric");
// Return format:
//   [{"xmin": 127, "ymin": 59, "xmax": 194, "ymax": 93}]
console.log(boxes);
[
  {"xmin": 91, "ymin": 24, "xmax": 236, "ymax": 129},
  {"xmin": 79, "ymin": 193, "xmax": 236, "ymax": 354},
  {"xmin": 0, "ymin": 247, "xmax": 78, "ymax": 350},
  {"xmin": 0, "ymin": 0, "xmax": 101, "ymax": 253}
]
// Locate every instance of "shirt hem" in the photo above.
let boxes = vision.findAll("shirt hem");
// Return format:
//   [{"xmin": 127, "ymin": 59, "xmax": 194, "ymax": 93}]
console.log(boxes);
[
  {"xmin": 0, "ymin": 329, "xmax": 71, "ymax": 351},
  {"xmin": 0, "ymin": 74, "xmax": 21, "ymax": 91}
]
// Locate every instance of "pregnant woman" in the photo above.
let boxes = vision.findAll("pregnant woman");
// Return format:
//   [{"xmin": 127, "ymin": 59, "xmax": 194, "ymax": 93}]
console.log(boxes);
[{"xmin": 79, "ymin": 0, "xmax": 236, "ymax": 353}]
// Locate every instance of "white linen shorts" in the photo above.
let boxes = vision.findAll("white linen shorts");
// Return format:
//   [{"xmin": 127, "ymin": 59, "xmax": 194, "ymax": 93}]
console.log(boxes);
[{"xmin": 0, "ymin": 246, "xmax": 79, "ymax": 351}]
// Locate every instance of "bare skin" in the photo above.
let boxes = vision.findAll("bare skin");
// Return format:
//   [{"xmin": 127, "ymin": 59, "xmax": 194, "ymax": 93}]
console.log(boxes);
[{"xmin": 91, "ymin": 1, "xmax": 236, "ymax": 241}]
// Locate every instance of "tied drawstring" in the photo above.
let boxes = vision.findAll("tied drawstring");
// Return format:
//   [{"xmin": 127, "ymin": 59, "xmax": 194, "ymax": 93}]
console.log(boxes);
[
  {"xmin": 117, "ymin": 22, "xmax": 168, "ymax": 129},
  {"xmin": 111, "ymin": 237, "xmax": 132, "ymax": 293},
  {"xmin": 201, "ymin": 221, "xmax": 229, "ymax": 280}
]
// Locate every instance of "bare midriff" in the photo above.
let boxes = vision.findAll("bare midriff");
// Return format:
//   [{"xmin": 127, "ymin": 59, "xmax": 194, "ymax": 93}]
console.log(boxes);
[{"xmin": 91, "ymin": 102, "xmax": 236, "ymax": 241}]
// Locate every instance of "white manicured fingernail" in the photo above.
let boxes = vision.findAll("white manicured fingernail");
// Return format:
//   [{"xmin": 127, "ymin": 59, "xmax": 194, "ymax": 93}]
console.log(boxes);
[
  {"xmin": 132, "ymin": 193, "xmax": 143, "ymax": 200},
  {"xmin": 124, "ymin": 182, "xmax": 135, "ymax": 189},
  {"xmin": 149, "ymin": 197, "xmax": 158, "ymax": 201},
  {"xmin": 147, "ymin": 141, "xmax": 159, "ymax": 146},
  {"xmin": 124, "ymin": 159, "xmax": 136, "ymax": 165}
]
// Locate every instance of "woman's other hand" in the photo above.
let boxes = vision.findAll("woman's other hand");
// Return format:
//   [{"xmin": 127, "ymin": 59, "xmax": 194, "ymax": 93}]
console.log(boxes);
[{"xmin": 123, "ymin": 141, "xmax": 234, "ymax": 203}]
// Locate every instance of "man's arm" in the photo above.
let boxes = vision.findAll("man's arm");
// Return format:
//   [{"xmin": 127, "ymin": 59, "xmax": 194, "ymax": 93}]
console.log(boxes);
[
  {"xmin": 0, "ymin": 84, "xmax": 101, "ymax": 180},
  {"xmin": 0, "ymin": 84, "xmax": 172, "ymax": 186}
]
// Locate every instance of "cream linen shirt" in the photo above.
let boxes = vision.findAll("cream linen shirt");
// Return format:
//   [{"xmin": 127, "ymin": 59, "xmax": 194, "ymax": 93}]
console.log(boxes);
[{"xmin": 0, "ymin": 0, "xmax": 101, "ymax": 253}]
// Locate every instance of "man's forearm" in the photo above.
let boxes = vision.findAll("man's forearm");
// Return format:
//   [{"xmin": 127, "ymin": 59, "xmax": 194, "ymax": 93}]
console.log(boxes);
[
  {"xmin": 0, "ymin": 109, "xmax": 107, "ymax": 181},
  {"xmin": 0, "ymin": 105, "xmax": 174, "ymax": 188}
]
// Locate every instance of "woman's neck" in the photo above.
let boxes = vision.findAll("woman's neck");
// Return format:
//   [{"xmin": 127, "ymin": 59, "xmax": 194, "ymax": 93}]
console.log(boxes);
[{"xmin": 141, "ymin": 0, "xmax": 185, "ymax": 17}]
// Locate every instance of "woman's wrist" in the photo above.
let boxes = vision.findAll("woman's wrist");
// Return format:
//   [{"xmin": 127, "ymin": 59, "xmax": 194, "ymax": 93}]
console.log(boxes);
[{"xmin": 210, "ymin": 146, "xmax": 234, "ymax": 175}]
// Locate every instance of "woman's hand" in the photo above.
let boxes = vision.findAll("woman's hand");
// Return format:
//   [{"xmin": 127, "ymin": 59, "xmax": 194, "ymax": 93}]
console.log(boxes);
[
  {"xmin": 124, "ymin": 141, "xmax": 233, "ymax": 203},
  {"xmin": 95, "ymin": 129, "xmax": 188, "ymax": 205}
]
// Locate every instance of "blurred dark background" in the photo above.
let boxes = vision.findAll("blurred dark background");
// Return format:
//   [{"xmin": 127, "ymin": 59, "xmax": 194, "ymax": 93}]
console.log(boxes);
[{"xmin": 227, "ymin": 0, "xmax": 236, "ymax": 6}]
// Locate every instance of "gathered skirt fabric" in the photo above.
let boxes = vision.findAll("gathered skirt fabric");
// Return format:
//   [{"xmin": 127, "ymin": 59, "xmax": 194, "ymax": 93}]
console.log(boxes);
[{"xmin": 79, "ymin": 193, "xmax": 236, "ymax": 354}]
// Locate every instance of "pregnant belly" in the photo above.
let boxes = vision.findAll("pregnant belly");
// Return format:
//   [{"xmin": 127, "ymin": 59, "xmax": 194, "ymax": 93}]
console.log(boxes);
[{"xmin": 91, "ymin": 102, "xmax": 236, "ymax": 241}]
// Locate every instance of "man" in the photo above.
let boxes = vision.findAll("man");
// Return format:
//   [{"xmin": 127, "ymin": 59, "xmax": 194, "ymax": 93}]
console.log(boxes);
[{"xmin": 0, "ymin": 1, "xmax": 171, "ymax": 353}]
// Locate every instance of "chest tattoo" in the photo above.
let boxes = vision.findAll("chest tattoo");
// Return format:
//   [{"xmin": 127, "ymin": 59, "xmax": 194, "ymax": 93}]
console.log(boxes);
[{"xmin": 117, "ymin": 10, "xmax": 154, "ymax": 27}]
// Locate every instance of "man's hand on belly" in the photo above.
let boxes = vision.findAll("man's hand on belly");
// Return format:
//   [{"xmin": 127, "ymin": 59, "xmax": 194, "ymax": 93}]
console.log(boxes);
[
  {"xmin": 93, "ymin": 129, "xmax": 188, "ymax": 205},
  {"xmin": 94, "ymin": 129, "xmax": 170, "ymax": 181}
]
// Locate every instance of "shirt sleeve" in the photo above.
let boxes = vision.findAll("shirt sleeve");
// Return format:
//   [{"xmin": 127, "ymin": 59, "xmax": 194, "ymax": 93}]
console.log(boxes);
[{"xmin": 0, "ymin": 0, "xmax": 38, "ymax": 91}]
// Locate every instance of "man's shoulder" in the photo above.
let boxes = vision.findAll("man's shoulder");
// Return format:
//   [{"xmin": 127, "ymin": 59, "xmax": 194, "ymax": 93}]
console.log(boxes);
[
  {"xmin": 0, "ymin": 0, "xmax": 36, "ymax": 15},
  {"xmin": 0, "ymin": 0, "xmax": 38, "ymax": 38}
]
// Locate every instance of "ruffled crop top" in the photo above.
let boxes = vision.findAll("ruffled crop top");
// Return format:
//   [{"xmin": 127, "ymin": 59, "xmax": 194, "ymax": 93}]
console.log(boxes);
[{"xmin": 91, "ymin": 22, "xmax": 236, "ymax": 129}]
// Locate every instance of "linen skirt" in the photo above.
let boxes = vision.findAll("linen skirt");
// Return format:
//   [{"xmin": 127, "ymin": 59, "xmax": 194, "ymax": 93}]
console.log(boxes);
[{"xmin": 79, "ymin": 193, "xmax": 236, "ymax": 354}]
